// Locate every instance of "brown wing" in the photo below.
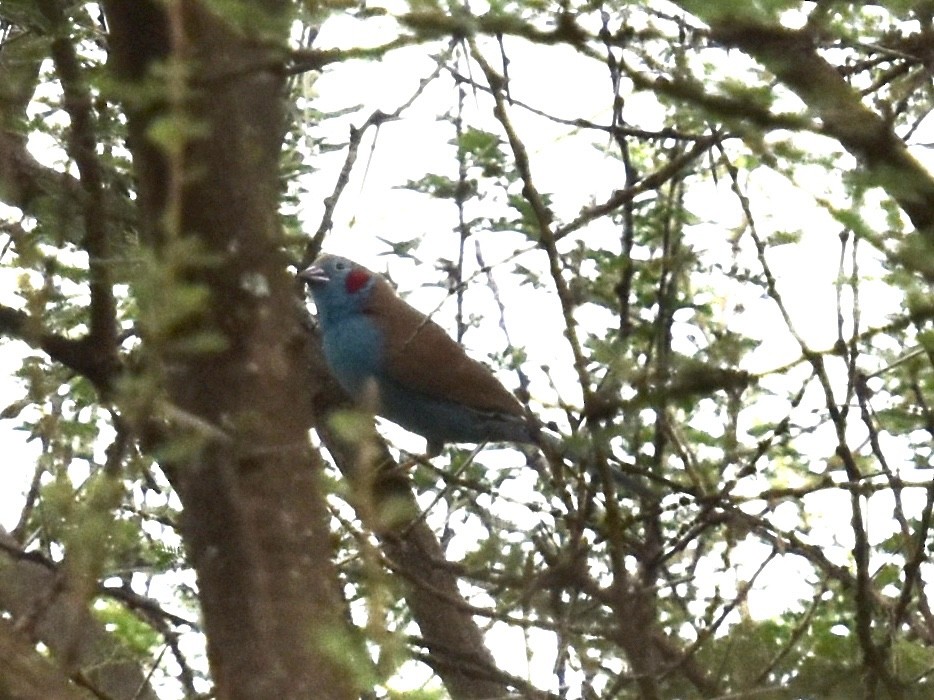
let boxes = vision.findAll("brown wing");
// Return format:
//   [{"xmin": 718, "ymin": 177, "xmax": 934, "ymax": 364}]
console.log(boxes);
[{"xmin": 367, "ymin": 278, "xmax": 524, "ymax": 417}]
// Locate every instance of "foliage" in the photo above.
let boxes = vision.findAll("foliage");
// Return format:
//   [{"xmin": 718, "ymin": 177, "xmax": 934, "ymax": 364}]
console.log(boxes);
[{"xmin": 0, "ymin": 0, "xmax": 933, "ymax": 698}]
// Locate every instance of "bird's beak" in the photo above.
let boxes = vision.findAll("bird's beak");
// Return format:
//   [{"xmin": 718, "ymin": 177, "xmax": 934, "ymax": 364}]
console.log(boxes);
[{"xmin": 297, "ymin": 264, "xmax": 328, "ymax": 285}]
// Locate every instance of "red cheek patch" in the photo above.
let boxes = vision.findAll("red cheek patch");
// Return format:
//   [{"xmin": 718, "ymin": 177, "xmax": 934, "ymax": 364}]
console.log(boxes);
[{"xmin": 345, "ymin": 268, "xmax": 370, "ymax": 294}]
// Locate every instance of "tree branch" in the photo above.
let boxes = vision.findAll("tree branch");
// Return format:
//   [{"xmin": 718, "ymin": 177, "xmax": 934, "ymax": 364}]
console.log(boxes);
[
  {"xmin": 0, "ymin": 303, "xmax": 117, "ymax": 390},
  {"xmin": 0, "ymin": 528, "xmax": 158, "ymax": 700},
  {"xmin": 680, "ymin": 6, "xmax": 934, "ymax": 249},
  {"xmin": 41, "ymin": 0, "xmax": 119, "ymax": 377}
]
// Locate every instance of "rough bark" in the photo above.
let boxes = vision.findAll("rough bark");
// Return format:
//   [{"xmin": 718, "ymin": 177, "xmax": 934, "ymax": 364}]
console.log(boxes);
[
  {"xmin": 0, "ymin": 529, "xmax": 158, "ymax": 700},
  {"xmin": 102, "ymin": 2, "xmax": 358, "ymax": 698},
  {"xmin": 0, "ymin": 618, "xmax": 91, "ymax": 700}
]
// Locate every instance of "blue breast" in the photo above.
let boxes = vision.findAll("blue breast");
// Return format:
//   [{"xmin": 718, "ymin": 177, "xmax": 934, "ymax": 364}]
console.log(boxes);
[{"xmin": 321, "ymin": 313, "xmax": 384, "ymax": 397}]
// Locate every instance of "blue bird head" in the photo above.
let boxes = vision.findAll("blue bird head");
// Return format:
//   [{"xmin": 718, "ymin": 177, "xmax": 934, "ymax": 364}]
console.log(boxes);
[{"xmin": 298, "ymin": 255, "xmax": 377, "ymax": 329}]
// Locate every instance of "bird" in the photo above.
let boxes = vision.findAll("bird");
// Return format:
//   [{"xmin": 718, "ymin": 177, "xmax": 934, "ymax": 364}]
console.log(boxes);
[{"xmin": 298, "ymin": 254, "xmax": 539, "ymax": 456}]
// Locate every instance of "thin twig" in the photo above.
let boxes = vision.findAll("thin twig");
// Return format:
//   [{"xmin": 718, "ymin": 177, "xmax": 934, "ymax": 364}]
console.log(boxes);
[{"xmin": 303, "ymin": 43, "xmax": 454, "ymax": 263}]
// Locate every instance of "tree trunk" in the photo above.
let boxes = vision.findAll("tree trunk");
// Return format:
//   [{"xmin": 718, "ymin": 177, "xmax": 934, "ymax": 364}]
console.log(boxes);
[{"xmin": 102, "ymin": 2, "xmax": 358, "ymax": 697}]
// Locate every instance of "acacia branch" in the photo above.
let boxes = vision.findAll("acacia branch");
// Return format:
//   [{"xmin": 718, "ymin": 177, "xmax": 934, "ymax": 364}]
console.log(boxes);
[
  {"xmin": 0, "ymin": 304, "xmax": 117, "ymax": 390},
  {"xmin": 401, "ymin": 9, "xmax": 588, "ymax": 48},
  {"xmin": 679, "ymin": 6, "xmax": 934, "ymax": 249},
  {"xmin": 466, "ymin": 39, "xmax": 592, "ymax": 407},
  {"xmin": 718, "ymin": 141, "xmax": 901, "ymax": 688},
  {"xmin": 470, "ymin": 36, "xmax": 668, "ymax": 699},
  {"xmin": 555, "ymin": 135, "xmax": 719, "ymax": 241},
  {"xmin": 41, "ymin": 0, "xmax": 118, "ymax": 373}
]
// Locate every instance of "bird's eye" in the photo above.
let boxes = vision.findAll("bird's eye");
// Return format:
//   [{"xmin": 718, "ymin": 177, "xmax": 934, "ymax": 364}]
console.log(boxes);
[{"xmin": 335, "ymin": 261, "xmax": 346, "ymax": 271}]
